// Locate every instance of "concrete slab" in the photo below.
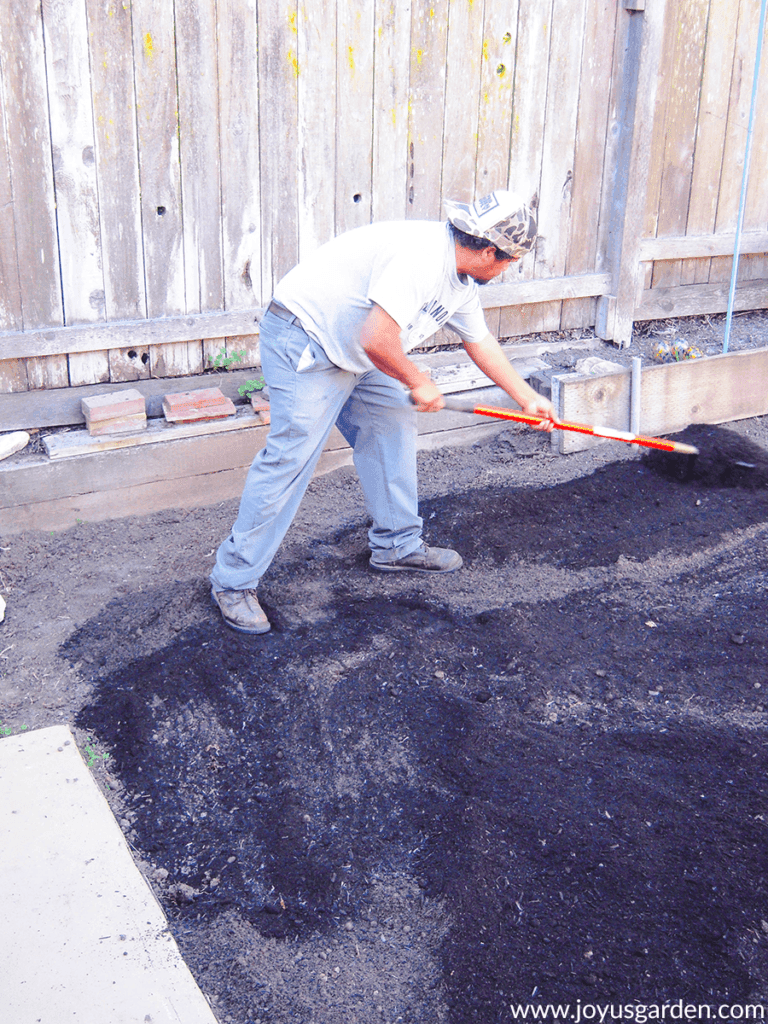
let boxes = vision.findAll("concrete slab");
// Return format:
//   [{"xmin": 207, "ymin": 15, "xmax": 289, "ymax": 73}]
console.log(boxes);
[{"xmin": 0, "ymin": 725, "xmax": 220, "ymax": 1024}]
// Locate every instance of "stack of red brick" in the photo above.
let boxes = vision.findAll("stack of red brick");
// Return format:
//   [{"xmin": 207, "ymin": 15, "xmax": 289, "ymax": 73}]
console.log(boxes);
[
  {"xmin": 162, "ymin": 387, "xmax": 236, "ymax": 423},
  {"xmin": 81, "ymin": 386, "xmax": 270, "ymax": 436},
  {"xmin": 81, "ymin": 389, "xmax": 147, "ymax": 436}
]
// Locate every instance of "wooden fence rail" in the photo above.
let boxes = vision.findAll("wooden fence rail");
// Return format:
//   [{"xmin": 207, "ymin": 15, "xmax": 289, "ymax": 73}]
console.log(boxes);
[{"xmin": 0, "ymin": 0, "xmax": 766, "ymax": 397}]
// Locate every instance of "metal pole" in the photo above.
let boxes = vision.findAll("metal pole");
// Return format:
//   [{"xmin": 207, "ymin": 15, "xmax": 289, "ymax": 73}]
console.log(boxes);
[
  {"xmin": 723, "ymin": 0, "xmax": 767, "ymax": 353},
  {"xmin": 631, "ymin": 357, "xmax": 642, "ymax": 435}
]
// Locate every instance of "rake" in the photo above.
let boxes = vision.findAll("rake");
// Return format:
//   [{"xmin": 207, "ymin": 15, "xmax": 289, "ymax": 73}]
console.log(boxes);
[{"xmin": 441, "ymin": 398, "xmax": 700, "ymax": 456}]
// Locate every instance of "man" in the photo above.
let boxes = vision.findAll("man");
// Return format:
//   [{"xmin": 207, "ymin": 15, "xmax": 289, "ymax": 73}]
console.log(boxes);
[{"xmin": 211, "ymin": 190, "xmax": 557, "ymax": 634}]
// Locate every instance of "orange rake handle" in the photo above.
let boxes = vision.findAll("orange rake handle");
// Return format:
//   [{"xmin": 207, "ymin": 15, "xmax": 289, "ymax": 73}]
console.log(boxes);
[{"xmin": 442, "ymin": 399, "xmax": 699, "ymax": 456}]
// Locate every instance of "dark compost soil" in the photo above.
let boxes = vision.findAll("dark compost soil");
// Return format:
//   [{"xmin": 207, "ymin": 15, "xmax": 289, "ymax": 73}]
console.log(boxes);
[{"xmin": 2, "ymin": 320, "xmax": 768, "ymax": 1024}]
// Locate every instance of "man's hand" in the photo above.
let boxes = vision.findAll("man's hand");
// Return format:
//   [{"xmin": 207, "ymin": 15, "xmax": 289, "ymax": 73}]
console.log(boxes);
[
  {"xmin": 410, "ymin": 380, "xmax": 445, "ymax": 412},
  {"xmin": 463, "ymin": 333, "xmax": 559, "ymax": 431},
  {"xmin": 518, "ymin": 393, "xmax": 558, "ymax": 432}
]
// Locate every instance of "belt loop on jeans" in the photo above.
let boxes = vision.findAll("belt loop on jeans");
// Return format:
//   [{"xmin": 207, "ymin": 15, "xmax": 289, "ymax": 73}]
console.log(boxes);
[{"xmin": 267, "ymin": 300, "xmax": 299, "ymax": 325}]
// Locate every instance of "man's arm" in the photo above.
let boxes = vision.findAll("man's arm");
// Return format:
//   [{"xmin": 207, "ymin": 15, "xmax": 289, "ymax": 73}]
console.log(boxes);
[
  {"xmin": 360, "ymin": 306, "xmax": 557, "ymax": 427},
  {"xmin": 464, "ymin": 333, "xmax": 558, "ymax": 431},
  {"xmin": 360, "ymin": 304, "xmax": 444, "ymax": 411}
]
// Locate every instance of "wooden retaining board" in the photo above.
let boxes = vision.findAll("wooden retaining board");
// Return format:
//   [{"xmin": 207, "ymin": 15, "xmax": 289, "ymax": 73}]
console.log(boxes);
[
  {"xmin": 0, "ymin": 387, "xmax": 519, "ymax": 535},
  {"xmin": 44, "ymin": 407, "xmax": 260, "ymax": 461},
  {"xmin": 553, "ymin": 346, "xmax": 768, "ymax": 454},
  {"xmin": 0, "ymin": 348, "xmax": 552, "ymax": 432},
  {"xmin": 0, "ymin": 367, "xmax": 264, "ymax": 431},
  {"xmin": 5, "ymin": 347, "xmax": 767, "ymax": 530}
]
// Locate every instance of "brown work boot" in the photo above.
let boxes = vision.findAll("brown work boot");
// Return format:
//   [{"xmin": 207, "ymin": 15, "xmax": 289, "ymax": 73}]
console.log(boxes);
[
  {"xmin": 369, "ymin": 543, "xmax": 463, "ymax": 573},
  {"xmin": 212, "ymin": 588, "xmax": 271, "ymax": 634}
]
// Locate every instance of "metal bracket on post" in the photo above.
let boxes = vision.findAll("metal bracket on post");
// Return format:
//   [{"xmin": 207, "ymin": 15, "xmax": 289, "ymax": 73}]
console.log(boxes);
[
  {"xmin": 550, "ymin": 374, "xmax": 565, "ymax": 455},
  {"xmin": 630, "ymin": 357, "xmax": 642, "ymax": 434},
  {"xmin": 624, "ymin": 0, "xmax": 646, "ymax": 10}
]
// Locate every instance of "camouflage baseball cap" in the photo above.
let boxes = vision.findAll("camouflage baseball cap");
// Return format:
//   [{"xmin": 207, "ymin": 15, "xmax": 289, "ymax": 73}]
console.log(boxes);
[{"xmin": 444, "ymin": 190, "xmax": 537, "ymax": 258}]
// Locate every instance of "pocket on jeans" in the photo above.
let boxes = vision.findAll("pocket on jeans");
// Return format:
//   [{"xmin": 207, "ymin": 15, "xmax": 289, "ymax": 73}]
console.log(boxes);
[
  {"xmin": 296, "ymin": 337, "xmax": 336, "ymax": 374},
  {"xmin": 296, "ymin": 343, "xmax": 314, "ymax": 372}
]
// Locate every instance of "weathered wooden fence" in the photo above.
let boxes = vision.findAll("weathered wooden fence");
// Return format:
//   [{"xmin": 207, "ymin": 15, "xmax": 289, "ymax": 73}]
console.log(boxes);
[{"xmin": 0, "ymin": 0, "xmax": 766, "ymax": 397}]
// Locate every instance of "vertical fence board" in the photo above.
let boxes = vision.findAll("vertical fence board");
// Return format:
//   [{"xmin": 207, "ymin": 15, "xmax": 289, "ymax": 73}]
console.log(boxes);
[
  {"xmin": 474, "ymin": 0, "xmax": 514, "ymax": 345},
  {"xmin": 743, "ymin": 0, "xmax": 768, "ymax": 232},
  {"xmin": 537, "ymin": 0, "xmax": 588, "ymax": 280},
  {"xmin": 68, "ymin": 350, "xmax": 110, "ymax": 387},
  {"xmin": 534, "ymin": 0, "xmax": 588, "ymax": 334},
  {"xmin": 151, "ymin": 340, "xmax": 205, "ymax": 379},
  {"xmin": 0, "ymin": 106, "xmax": 27, "ymax": 402},
  {"xmin": 176, "ymin": 0, "xmax": 224, "ymax": 327},
  {"xmin": 336, "ymin": 2, "xmax": 374, "ymax": 235},
  {"xmin": 131, "ymin": 0, "xmax": 190, "ymax": 379},
  {"xmin": 0, "ymin": 359, "xmax": 29, "ymax": 394},
  {"xmin": 473, "ymin": 0, "xmax": 518, "ymax": 201},
  {"xmin": 200, "ymin": 337, "xmax": 260, "ymax": 372},
  {"xmin": 225, "ymin": 336, "xmax": 261, "ymax": 370},
  {"xmin": 440, "ymin": 0, "xmax": 485, "ymax": 203},
  {"xmin": 87, "ymin": 0, "xmax": 145, "ymax": 320},
  {"xmin": 501, "ymin": 0, "xmax": 552, "ymax": 341},
  {"xmin": 708, "ymin": 0, "xmax": 762, "ymax": 289},
  {"xmin": 0, "ymin": 68, "xmax": 22, "ymax": 343},
  {"xmin": 296, "ymin": 4, "xmax": 337, "ymax": 259},
  {"xmin": 43, "ymin": 0, "xmax": 110, "ymax": 387},
  {"xmin": 218, "ymin": 0, "xmax": 262, "ymax": 308},
  {"xmin": 0, "ymin": 2, "xmax": 68, "ymax": 388},
  {"xmin": 643, "ymin": 1, "xmax": 677, "ymax": 240},
  {"xmin": 157, "ymin": 0, "xmax": 223, "ymax": 380},
  {"xmin": 507, "ymin": 0, "xmax": 552, "ymax": 220},
  {"xmin": 43, "ymin": 0, "xmax": 104, "ymax": 325},
  {"xmin": 131, "ymin": 0, "xmax": 185, "ymax": 322},
  {"xmin": 372, "ymin": 0, "xmax": 411, "ymax": 223},
  {"xmin": 407, "ymin": 0, "xmax": 449, "ymax": 219},
  {"xmin": 683, "ymin": 0, "xmax": 738, "ymax": 287},
  {"xmin": 0, "ymin": 1, "xmax": 63, "ymax": 332},
  {"xmin": 735, "ymin": 0, "xmax": 768, "ymax": 300},
  {"xmin": 649, "ymin": 0, "xmax": 708, "ymax": 293},
  {"xmin": 109, "ymin": 347, "xmax": 151, "ymax": 383},
  {"xmin": 715, "ymin": 0, "xmax": 763, "ymax": 235},
  {"xmin": 259, "ymin": 0, "xmax": 300, "ymax": 293},
  {"xmin": 562, "ymin": 0, "xmax": 618, "ymax": 330},
  {"xmin": 87, "ymin": 0, "xmax": 147, "ymax": 382},
  {"xmin": 25, "ymin": 356, "xmax": 69, "ymax": 390},
  {"xmin": 219, "ymin": 0, "xmax": 261, "ymax": 361}
]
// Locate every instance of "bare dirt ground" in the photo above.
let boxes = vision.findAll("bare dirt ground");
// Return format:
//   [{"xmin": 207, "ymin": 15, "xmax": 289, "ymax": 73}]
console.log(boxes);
[{"xmin": 1, "ymin": 312, "xmax": 768, "ymax": 1024}]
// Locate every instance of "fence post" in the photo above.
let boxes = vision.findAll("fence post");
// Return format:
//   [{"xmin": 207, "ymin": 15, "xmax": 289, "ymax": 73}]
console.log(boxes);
[{"xmin": 596, "ymin": 0, "xmax": 666, "ymax": 347}]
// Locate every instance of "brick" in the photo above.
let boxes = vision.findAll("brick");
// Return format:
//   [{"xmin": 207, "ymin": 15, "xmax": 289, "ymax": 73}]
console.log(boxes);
[
  {"xmin": 162, "ymin": 387, "xmax": 236, "ymax": 424},
  {"xmin": 87, "ymin": 413, "xmax": 149, "ymax": 437},
  {"xmin": 82, "ymin": 389, "xmax": 146, "ymax": 425},
  {"xmin": 249, "ymin": 394, "xmax": 271, "ymax": 424}
]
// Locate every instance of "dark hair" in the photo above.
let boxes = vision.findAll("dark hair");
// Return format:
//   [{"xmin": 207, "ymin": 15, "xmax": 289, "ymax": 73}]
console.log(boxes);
[{"xmin": 449, "ymin": 224, "xmax": 510, "ymax": 261}]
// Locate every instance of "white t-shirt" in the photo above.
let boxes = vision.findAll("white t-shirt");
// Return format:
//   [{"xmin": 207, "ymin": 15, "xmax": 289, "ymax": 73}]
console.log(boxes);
[{"xmin": 272, "ymin": 221, "xmax": 489, "ymax": 374}]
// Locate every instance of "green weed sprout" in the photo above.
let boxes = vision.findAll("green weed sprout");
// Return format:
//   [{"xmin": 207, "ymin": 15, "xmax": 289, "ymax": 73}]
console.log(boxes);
[
  {"xmin": 83, "ymin": 737, "xmax": 109, "ymax": 768},
  {"xmin": 210, "ymin": 347, "xmax": 247, "ymax": 371},
  {"xmin": 0, "ymin": 721, "xmax": 29, "ymax": 738},
  {"xmin": 238, "ymin": 377, "xmax": 266, "ymax": 398}
]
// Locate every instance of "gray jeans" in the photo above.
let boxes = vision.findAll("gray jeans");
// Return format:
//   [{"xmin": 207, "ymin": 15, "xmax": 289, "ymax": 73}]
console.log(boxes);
[{"xmin": 210, "ymin": 310, "xmax": 424, "ymax": 592}]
